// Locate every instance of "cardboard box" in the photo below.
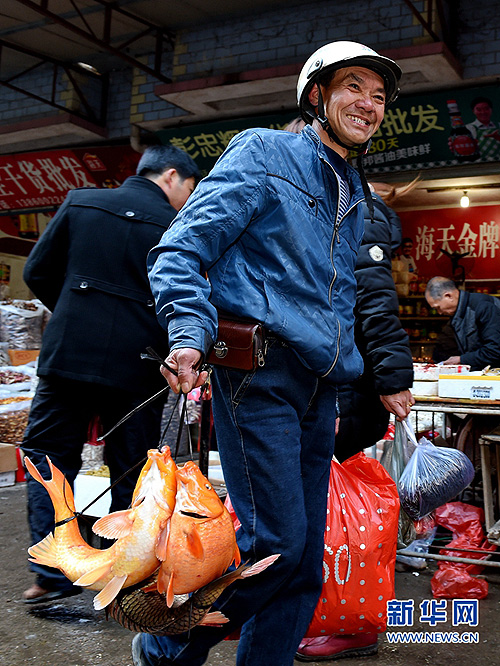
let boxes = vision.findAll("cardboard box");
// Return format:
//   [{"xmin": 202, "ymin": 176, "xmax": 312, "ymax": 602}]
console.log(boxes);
[
  {"xmin": 413, "ymin": 364, "xmax": 440, "ymax": 381},
  {"xmin": 0, "ymin": 470, "xmax": 15, "ymax": 487},
  {"xmin": 8, "ymin": 349, "xmax": 40, "ymax": 366},
  {"xmin": 412, "ymin": 380, "xmax": 438, "ymax": 396},
  {"xmin": 413, "ymin": 363, "xmax": 471, "ymax": 381},
  {"xmin": 438, "ymin": 373, "xmax": 500, "ymax": 400},
  {"xmin": 0, "ymin": 442, "xmax": 17, "ymax": 473}
]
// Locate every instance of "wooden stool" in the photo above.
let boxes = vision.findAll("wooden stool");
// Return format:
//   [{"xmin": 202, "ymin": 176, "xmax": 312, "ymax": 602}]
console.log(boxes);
[{"xmin": 479, "ymin": 425, "xmax": 500, "ymax": 531}]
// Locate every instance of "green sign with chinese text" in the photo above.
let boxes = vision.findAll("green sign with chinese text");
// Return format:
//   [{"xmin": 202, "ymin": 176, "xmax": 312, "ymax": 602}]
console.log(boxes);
[
  {"xmin": 156, "ymin": 84, "xmax": 500, "ymax": 175},
  {"xmin": 156, "ymin": 112, "xmax": 297, "ymax": 177}
]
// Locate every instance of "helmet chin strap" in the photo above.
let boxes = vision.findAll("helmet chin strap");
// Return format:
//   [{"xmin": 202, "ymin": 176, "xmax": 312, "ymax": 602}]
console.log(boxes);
[{"xmin": 316, "ymin": 87, "xmax": 375, "ymax": 223}]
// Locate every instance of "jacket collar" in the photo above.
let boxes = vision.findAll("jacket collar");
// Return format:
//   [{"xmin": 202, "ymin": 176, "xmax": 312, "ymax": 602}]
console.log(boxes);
[
  {"xmin": 120, "ymin": 175, "xmax": 171, "ymax": 204},
  {"xmin": 301, "ymin": 125, "xmax": 364, "ymax": 200},
  {"xmin": 453, "ymin": 289, "xmax": 469, "ymax": 322}
]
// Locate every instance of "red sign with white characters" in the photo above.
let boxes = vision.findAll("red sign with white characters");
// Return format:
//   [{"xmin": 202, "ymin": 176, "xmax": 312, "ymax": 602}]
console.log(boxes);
[
  {"xmin": 399, "ymin": 205, "xmax": 500, "ymax": 282},
  {"xmin": 0, "ymin": 145, "xmax": 140, "ymax": 212}
]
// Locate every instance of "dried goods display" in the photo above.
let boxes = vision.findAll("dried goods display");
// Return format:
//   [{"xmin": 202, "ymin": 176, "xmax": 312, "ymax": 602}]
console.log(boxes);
[
  {"xmin": 0, "ymin": 299, "xmax": 48, "ymax": 350},
  {"xmin": 0, "ymin": 399, "xmax": 31, "ymax": 444},
  {"xmin": 0, "ymin": 369, "xmax": 31, "ymax": 384}
]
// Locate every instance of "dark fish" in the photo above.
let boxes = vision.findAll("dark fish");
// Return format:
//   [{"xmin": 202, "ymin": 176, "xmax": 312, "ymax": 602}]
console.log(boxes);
[{"xmin": 106, "ymin": 554, "xmax": 279, "ymax": 635}]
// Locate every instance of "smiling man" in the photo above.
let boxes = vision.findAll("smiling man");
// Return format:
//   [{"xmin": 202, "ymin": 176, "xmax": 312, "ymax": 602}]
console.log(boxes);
[{"xmin": 134, "ymin": 42, "xmax": 402, "ymax": 666}]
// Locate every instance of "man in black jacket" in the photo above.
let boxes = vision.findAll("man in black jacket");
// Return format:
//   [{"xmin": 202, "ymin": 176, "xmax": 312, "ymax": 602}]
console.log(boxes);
[
  {"xmin": 425, "ymin": 276, "xmax": 500, "ymax": 371},
  {"xmin": 332, "ymin": 191, "xmax": 414, "ymax": 463},
  {"xmin": 22, "ymin": 145, "xmax": 200, "ymax": 603}
]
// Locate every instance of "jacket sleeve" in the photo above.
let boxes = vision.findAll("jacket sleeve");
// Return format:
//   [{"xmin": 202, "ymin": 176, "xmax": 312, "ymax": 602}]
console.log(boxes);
[
  {"xmin": 23, "ymin": 194, "xmax": 72, "ymax": 312},
  {"xmin": 354, "ymin": 196, "xmax": 414, "ymax": 395},
  {"xmin": 147, "ymin": 130, "xmax": 267, "ymax": 355},
  {"xmin": 459, "ymin": 299, "xmax": 500, "ymax": 369}
]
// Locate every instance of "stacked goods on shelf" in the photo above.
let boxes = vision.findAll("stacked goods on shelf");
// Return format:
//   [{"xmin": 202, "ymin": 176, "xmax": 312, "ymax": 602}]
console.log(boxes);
[{"xmin": 392, "ymin": 258, "xmax": 411, "ymax": 297}]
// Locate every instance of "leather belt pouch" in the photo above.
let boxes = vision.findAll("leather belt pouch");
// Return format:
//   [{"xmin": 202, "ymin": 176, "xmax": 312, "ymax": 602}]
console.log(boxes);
[{"xmin": 207, "ymin": 317, "xmax": 266, "ymax": 371}]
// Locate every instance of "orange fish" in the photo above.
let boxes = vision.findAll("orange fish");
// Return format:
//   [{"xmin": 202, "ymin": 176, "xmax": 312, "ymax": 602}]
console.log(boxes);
[
  {"xmin": 158, "ymin": 460, "xmax": 241, "ymax": 607},
  {"xmin": 25, "ymin": 446, "xmax": 177, "ymax": 610}
]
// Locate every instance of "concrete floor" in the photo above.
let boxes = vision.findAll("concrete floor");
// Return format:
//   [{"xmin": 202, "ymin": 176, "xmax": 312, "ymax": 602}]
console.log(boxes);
[{"xmin": 1, "ymin": 482, "xmax": 499, "ymax": 666}]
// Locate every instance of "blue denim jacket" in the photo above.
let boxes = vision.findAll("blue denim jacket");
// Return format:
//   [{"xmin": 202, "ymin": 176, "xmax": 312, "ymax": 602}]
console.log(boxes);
[{"xmin": 148, "ymin": 125, "xmax": 365, "ymax": 383}]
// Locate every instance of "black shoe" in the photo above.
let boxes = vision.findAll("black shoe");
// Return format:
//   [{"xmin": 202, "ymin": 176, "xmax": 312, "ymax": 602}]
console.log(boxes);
[{"xmin": 23, "ymin": 584, "xmax": 82, "ymax": 604}]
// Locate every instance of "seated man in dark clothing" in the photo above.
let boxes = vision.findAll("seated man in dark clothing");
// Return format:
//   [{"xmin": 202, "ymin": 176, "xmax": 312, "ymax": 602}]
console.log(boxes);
[
  {"xmin": 432, "ymin": 322, "xmax": 460, "ymax": 364},
  {"xmin": 425, "ymin": 276, "xmax": 500, "ymax": 370}
]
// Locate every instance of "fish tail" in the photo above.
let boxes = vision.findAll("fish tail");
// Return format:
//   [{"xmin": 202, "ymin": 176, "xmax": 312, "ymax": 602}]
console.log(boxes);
[
  {"xmin": 28, "ymin": 533, "xmax": 58, "ymax": 568},
  {"xmin": 240, "ymin": 554, "xmax": 281, "ymax": 578},
  {"xmin": 199, "ymin": 611, "xmax": 229, "ymax": 626},
  {"xmin": 24, "ymin": 456, "xmax": 76, "ymax": 520}
]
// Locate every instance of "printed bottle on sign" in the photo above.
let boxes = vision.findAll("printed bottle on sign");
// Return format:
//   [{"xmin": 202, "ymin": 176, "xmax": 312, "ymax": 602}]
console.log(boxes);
[{"xmin": 447, "ymin": 100, "xmax": 480, "ymax": 162}]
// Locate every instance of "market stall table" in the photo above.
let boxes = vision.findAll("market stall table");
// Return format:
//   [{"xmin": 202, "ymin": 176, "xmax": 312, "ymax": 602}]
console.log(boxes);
[{"xmin": 412, "ymin": 396, "xmax": 500, "ymax": 531}]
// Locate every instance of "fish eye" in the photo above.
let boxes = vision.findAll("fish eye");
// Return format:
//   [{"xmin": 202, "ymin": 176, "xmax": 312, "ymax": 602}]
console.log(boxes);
[{"xmin": 205, "ymin": 483, "xmax": 212, "ymax": 490}]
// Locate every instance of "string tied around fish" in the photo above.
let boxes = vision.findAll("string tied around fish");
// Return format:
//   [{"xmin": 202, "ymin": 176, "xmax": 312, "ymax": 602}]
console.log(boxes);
[{"xmin": 59, "ymin": 347, "xmax": 212, "ymax": 522}]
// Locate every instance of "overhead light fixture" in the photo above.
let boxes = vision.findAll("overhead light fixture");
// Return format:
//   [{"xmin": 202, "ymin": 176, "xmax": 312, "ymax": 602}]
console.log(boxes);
[
  {"xmin": 460, "ymin": 191, "xmax": 470, "ymax": 208},
  {"xmin": 76, "ymin": 62, "xmax": 100, "ymax": 75}
]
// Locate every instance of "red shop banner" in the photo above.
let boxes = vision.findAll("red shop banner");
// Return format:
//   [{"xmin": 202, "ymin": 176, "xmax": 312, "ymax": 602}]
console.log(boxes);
[
  {"xmin": 0, "ymin": 145, "xmax": 139, "ymax": 212},
  {"xmin": 399, "ymin": 205, "xmax": 500, "ymax": 282}
]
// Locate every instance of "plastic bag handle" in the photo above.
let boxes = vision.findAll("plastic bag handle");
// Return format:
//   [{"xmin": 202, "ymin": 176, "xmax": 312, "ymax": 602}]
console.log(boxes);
[{"xmin": 401, "ymin": 417, "xmax": 419, "ymax": 447}]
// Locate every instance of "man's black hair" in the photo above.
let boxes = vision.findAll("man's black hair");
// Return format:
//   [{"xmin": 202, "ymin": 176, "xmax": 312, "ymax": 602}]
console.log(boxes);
[
  {"xmin": 470, "ymin": 96, "xmax": 493, "ymax": 111},
  {"xmin": 136, "ymin": 145, "xmax": 201, "ymax": 184},
  {"xmin": 402, "ymin": 237, "xmax": 413, "ymax": 245}
]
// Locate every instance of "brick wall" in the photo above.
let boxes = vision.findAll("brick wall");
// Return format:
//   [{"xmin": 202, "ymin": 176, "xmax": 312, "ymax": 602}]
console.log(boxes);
[
  {"xmin": 171, "ymin": 0, "xmax": 426, "ymax": 81},
  {"xmin": 1, "ymin": 1, "xmax": 499, "ymax": 144},
  {"xmin": 457, "ymin": 2, "xmax": 500, "ymax": 80}
]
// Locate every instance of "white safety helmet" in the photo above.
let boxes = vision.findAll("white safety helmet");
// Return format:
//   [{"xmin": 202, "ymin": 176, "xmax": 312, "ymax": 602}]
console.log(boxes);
[{"xmin": 297, "ymin": 41, "xmax": 402, "ymax": 123}]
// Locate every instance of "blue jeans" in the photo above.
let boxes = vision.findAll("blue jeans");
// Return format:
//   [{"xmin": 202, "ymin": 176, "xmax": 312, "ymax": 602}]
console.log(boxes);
[
  {"xmin": 23, "ymin": 376, "xmax": 164, "ymax": 591},
  {"xmin": 141, "ymin": 339, "xmax": 337, "ymax": 666}
]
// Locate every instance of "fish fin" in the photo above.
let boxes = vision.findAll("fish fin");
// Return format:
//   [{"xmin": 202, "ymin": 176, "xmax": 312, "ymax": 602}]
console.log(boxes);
[
  {"xmin": 92, "ymin": 510, "xmax": 135, "ymax": 539},
  {"xmin": 27, "ymin": 533, "xmax": 58, "ymax": 568},
  {"xmin": 156, "ymin": 566, "xmax": 169, "ymax": 595},
  {"xmin": 185, "ymin": 525, "xmax": 204, "ymax": 560},
  {"xmin": 92, "ymin": 574, "xmax": 128, "ymax": 610},
  {"xmin": 155, "ymin": 522, "xmax": 170, "ymax": 561},
  {"xmin": 74, "ymin": 562, "xmax": 113, "ymax": 587},
  {"xmin": 240, "ymin": 554, "xmax": 281, "ymax": 578},
  {"xmin": 199, "ymin": 611, "xmax": 229, "ymax": 626},
  {"xmin": 166, "ymin": 571, "xmax": 176, "ymax": 608},
  {"xmin": 233, "ymin": 544, "xmax": 241, "ymax": 568}
]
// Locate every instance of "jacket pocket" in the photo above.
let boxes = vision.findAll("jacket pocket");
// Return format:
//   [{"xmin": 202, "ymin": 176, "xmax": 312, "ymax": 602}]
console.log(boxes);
[
  {"xmin": 267, "ymin": 173, "xmax": 318, "ymax": 216},
  {"xmin": 70, "ymin": 275, "xmax": 155, "ymax": 307}
]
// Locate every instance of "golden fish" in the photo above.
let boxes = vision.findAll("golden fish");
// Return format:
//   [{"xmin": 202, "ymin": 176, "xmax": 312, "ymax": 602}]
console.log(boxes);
[
  {"xmin": 107, "ymin": 555, "xmax": 280, "ymax": 635},
  {"xmin": 25, "ymin": 446, "xmax": 177, "ymax": 610},
  {"xmin": 158, "ymin": 460, "xmax": 241, "ymax": 607}
]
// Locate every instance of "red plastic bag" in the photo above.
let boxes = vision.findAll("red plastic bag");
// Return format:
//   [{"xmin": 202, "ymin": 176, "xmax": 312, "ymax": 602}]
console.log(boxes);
[
  {"xmin": 431, "ymin": 501, "xmax": 497, "ymax": 599},
  {"xmin": 305, "ymin": 452, "xmax": 399, "ymax": 637}
]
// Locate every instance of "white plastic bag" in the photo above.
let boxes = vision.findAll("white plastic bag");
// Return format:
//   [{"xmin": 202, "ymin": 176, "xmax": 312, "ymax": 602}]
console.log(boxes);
[
  {"xmin": 397, "ymin": 419, "xmax": 475, "ymax": 521},
  {"xmin": 380, "ymin": 420, "xmax": 417, "ymax": 548}
]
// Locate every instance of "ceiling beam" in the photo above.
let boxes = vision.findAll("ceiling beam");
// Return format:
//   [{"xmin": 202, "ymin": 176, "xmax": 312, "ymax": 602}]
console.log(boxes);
[
  {"xmin": 13, "ymin": 0, "xmax": 174, "ymax": 83},
  {"xmin": 0, "ymin": 38, "xmax": 107, "ymax": 125},
  {"xmin": 401, "ymin": 0, "xmax": 458, "ymax": 53}
]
